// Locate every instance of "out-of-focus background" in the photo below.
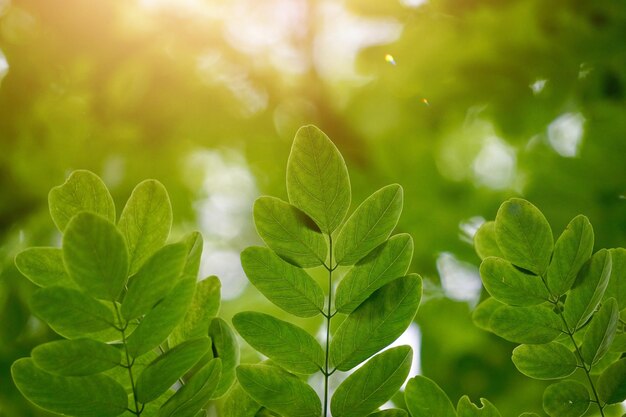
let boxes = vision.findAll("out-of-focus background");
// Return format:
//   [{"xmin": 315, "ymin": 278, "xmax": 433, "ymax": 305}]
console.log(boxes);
[{"xmin": 1, "ymin": 0, "xmax": 625, "ymax": 415}]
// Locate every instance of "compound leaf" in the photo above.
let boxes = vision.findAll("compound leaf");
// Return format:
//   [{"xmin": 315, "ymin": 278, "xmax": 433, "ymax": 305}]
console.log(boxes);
[
  {"xmin": 479, "ymin": 257, "xmax": 550, "ymax": 306},
  {"xmin": 580, "ymin": 298, "xmax": 619, "ymax": 366},
  {"xmin": 489, "ymin": 304, "xmax": 562, "ymax": 344},
  {"xmin": 15, "ymin": 247, "xmax": 73, "ymax": 287},
  {"xmin": 472, "ymin": 297, "xmax": 505, "ymax": 331},
  {"xmin": 170, "ymin": 276, "xmax": 221, "ymax": 346},
  {"xmin": 542, "ymin": 380, "xmax": 589, "ymax": 417},
  {"xmin": 182, "ymin": 231, "xmax": 203, "ymax": 279},
  {"xmin": 512, "ymin": 342, "xmax": 577, "ymax": 380},
  {"xmin": 605, "ymin": 248, "xmax": 626, "ymax": 309},
  {"xmin": 405, "ymin": 375, "xmax": 456, "ymax": 417},
  {"xmin": 457, "ymin": 396, "xmax": 502, "ymax": 417},
  {"xmin": 597, "ymin": 358, "xmax": 626, "ymax": 404},
  {"xmin": 474, "ymin": 221, "xmax": 504, "ymax": 260},
  {"xmin": 221, "ymin": 382, "xmax": 262, "ymax": 417},
  {"xmin": 209, "ymin": 317, "xmax": 240, "ymax": 398},
  {"xmin": 32, "ymin": 338, "xmax": 121, "ymax": 376}
]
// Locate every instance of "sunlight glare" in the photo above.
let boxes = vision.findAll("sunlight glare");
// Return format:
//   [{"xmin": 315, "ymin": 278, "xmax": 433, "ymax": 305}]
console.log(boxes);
[{"xmin": 547, "ymin": 112, "xmax": 585, "ymax": 158}]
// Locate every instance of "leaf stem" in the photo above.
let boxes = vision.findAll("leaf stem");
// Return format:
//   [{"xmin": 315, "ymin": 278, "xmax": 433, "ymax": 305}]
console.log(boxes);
[
  {"xmin": 323, "ymin": 235, "xmax": 334, "ymax": 417},
  {"xmin": 114, "ymin": 303, "xmax": 141, "ymax": 416}
]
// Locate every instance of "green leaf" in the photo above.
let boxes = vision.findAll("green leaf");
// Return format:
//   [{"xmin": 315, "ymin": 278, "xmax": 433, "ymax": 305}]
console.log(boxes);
[
  {"xmin": 118, "ymin": 179, "xmax": 173, "ymax": 275},
  {"xmin": 158, "ymin": 358, "xmax": 222, "ymax": 417},
  {"xmin": 30, "ymin": 286, "xmax": 115, "ymax": 338},
  {"xmin": 240, "ymin": 246, "xmax": 324, "ymax": 317},
  {"xmin": 126, "ymin": 277, "xmax": 196, "ymax": 358},
  {"xmin": 457, "ymin": 396, "xmax": 501, "ymax": 417},
  {"xmin": 474, "ymin": 221, "xmax": 504, "ymax": 260},
  {"xmin": 580, "ymin": 298, "xmax": 619, "ymax": 366},
  {"xmin": 511, "ymin": 342, "xmax": 577, "ymax": 380},
  {"xmin": 367, "ymin": 410, "xmax": 408, "ymax": 417},
  {"xmin": 610, "ymin": 333, "xmax": 626, "ymax": 353},
  {"xmin": 489, "ymin": 304, "xmax": 562, "ymax": 344},
  {"xmin": 405, "ymin": 375, "xmax": 456, "ymax": 417},
  {"xmin": 182, "ymin": 231, "xmax": 204, "ymax": 279},
  {"xmin": 495, "ymin": 198, "xmax": 553, "ymax": 275},
  {"xmin": 221, "ymin": 382, "xmax": 262, "ymax": 417},
  {"xmin": 12, "ymin": 357, "xmax": 127, "ymax": 417},
  {"xmin": 236, "ymin": 364, "xmax": 321, "ymax": 417},
  {"xmin": 542, "ymin": 380, "xmax": 589, "ymax": 417},
  {"xmin": 233, "ymin": 311, "xmax": 323, "ymax": 375},
  {"xmin": 330, "ymin": 274, "xmax": 422, "ymax": 371},
  {"xmin": 253, "ymin": 196, "xmax": 327, "ymax": 268},
  {"xmin": 63, "ymin": 212, "xmax": 129, "ymax": 301},
  {"xmin": 209, "ymin": 317, "xmax": 240, "ymax": 398},
  {"xmin": 32, "ymin": 338, "xmax": 121, "ymax": 376},
  {"xmin": 605, "ymin": 248, "xmax": 626, "ymax": 309},
  {"xmin": 121, "ymin": 243, "xmax": 187, "ymax": 320},
  {"xmin": 518, "ymin": 414, "xmax": 541, "ymax": 417},
  {"xmin": 15, "ymin": 247, "xmax": 73, "ymax": 287},
  {"xmin": 136, "ymin": 338, "xmax": 211, "ymax": 404},
  {"xmin": 331, "ymin": 346, "xmax": 412, "ymax": 417},
  {"xmin": 286, "ymin": 124, "xmax": 351, "ymax": 234},
  {"xmin": 563, "ymin": 249, "xmax": 612, "ymax": 331},
  {"xmin": 472, "ymin": 297, "xmax": 504, "ymax": 331},
  {"xmin": 597, "ymin": 358, "xmax": 626, "ymax": 404},
  {"xmin": 170, "ymin": 276, "xmax": 221, "ymax": 346},
  {"xmin": 334, "ymin": 184, "xmax": 403, "ymax": 265},
  {"xmin": 48, "ymin": 170, "xmax": 116, "ymax": 232},
  {"xmin": 479, "ymin": 257, "xmax": 550, "ymax": 306},
  {"xmin": 335, "ymin": 233, "xmax": 413, "ymax": 314},
  {"xmin": 546, "ymin": 215, "xmax": 594, "ymax": 296}
]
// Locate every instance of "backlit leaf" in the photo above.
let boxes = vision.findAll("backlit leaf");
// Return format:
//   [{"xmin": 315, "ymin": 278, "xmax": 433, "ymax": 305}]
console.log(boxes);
[
  {"xmin": 221, "ymin": 382, "xmax": 262, "ymax": 417},
  {"xmin": 580, "ymin": 298, "xmax": 619, "ymax": 366},
  {"xmin": 472, "ymin": 297, "xmax": 505, "ymax": 331},
  {"xmin": 405, "ymin": 375, "xmax": 456, "ymax": 417},
  {"xmin": 479, "ymin": 257, "xmax": 550, "ymax": 306},
  {"xmin": 15, "ymin": 247, "xmax": 73, "ymax": 287},
  {"xmin": 474, "ymin": 221, "xmax": 504, "ymax": 260},
  {"xmin": 182, "ymin": 231, "xmax": 203, "ymax": 279},
  {"xmin": 32, "ymin": 338, "xmax": 121, "ymax": 376},
  {"xmin": 512, "ymin": 342, "xmax": 577, "ymax": 380},
  {"xmin": 597, "ymin": 358, "xmax": 626, "ymax": 404},
  {"xmin": 542, "ymin": 380, "xmax": 589, "ymax": 417},
  {"xmin": 605, "ymin": 248, "xmax": 626, "ymax": 309},
  {"xmin": 367, "ymin": 410, "xmax": 408, "ymax": 417},
  {"xmin": 457, "ymin": 396, "xmax": 502, "ymax": 417},
  {"xmin": 170, "ymin": 276, "xmax": 221, "ymax": 346},
  {"xmin": 209, "ymin": 317, "xmax": 239, "ymax": 398},
  {"xmin": 489, "ymin": 304, "xmax": 562, "ymax": 344}
]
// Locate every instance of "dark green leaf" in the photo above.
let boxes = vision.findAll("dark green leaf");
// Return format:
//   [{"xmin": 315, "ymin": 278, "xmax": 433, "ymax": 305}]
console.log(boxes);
[
  {"xmin": 405, "ymin": 375, "xmax": 456, "ymax": 417},
  {"xmin": 474, "ymin": 221, "xmax": 504, "ymax": 260},
  {"xmin": 32, "ymin": 338, "xmax": 120, "ymax": 376},
  {"xmin": 121, "ymin": 243, "xmax": 187, "ymax": 320},
  {"xmin": 48, "ymin": 170, "xmax": 116, "ymax": 232},
  {"xmin": 335, "ymin": 234, "xmax": 413, "ymax": 314},
  {"xmin": 580, "ymin": 298, "xmax": 619, "ymax": 366},
  {"xmin": 479, "ymin": 257, "xmax": 550, "ymax": 306},
  {"xmin": 489, "ymin": 304, "xmax": 562, "ymax": 344},
  {"xmin": 118, "ymin": 179, "xmax": 172, "ymax": 275},
  {"xmin": 233, "ymin": 311, "xmax": 323, "ymax": 374},
  {"xmin": 457, "ymin": 396, "xmax": 501, "ymax": 417},
  {"xmin": 240, "ymin": 246, "xmax": 324, "ymax": 317},
  {"xmin": 542, "ymin": 380, "xmax": 589, "ymax": 417},
  {"xmin": 63, "ymin": 212, "xmax": 129, "ymax": 301},
  {"xmin": 331, "ymin": 346, "xmax": 412, "ymax": 417},
  {"xmin": 30, "ymin": 286, "xmax": 115, "ymax": 338},
  {"xmin": 126, "ymin": 277, "xmax": 196, "ymax": 358},
  {"xmin": 518, "ymin": 414, "xmax": 541, "ymax": 417},
  {"xmin": 472, "ymin": 297, "xmax": 505, "ymax": 331},
  {"xmin": 15, "ymin": 247, "xmax": 73, "ymax": 287},
  {"xmin": 334, "ymin": 184, "xmax": 403, "ymax": 265},
  {"xmin": 367, "ymin": 409, "xmax": 408, "ymax": 417},
  {"xmin": 605, "ymin": 248, "xmax": 626, "ymax": 310},
  {"xmin": 253, "ymin": 196, "xmax": 327, "ymax": 268},
  {"xmin": 597, "ymin": 358, "xmax": 626, "ymax": 404},
  {"xmin": 546, "ymin": 215, "xmax": 594, "ymax": 296},
  {"xmin": 170, "ymin": 276, "xmax": 221, "ymax": 346},
  {"xmin": 136, "ymin": 338, "xmax": 211, "ymax": 404},
  {"xmin": 209, "ymin": 317, "xmax": 240, "ymax": 398},
  {"xmin": 331, "ymin": 274, "xmax": 421, "ymax": 371},
  {"xmin": 563, "ymin": 249, "xmax": 612, "ymax": 331},
  {"xmin": 286, "ymin": 124, "xmax": 351, "ymax": 234},
  {"xmin": 236, "ymin": 364, "xmax": 321, "ymax": 417},
  {"xmin": 495, "ymin": 198, "xmax": 553, "ymax": 275},
  {"xmin": 610, "ymin": 333, "xmax": 626, "ymax": 353},
  {"xmin": 512, "ymin": 342, "xmax": 577, "ymax": 380},
  {"xmin": 12, "ymin": 357, "xmax": 127, "ymax": 417}
]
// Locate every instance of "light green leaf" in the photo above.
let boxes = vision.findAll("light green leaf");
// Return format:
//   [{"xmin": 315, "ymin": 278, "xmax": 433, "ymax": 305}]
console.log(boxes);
[
  {"xmin": 286, "ymin": 124, "xmax": 351, "ymax": 234},
  {"xmin": 597, "ymin": 358, "xmax": 626, "ymax": 404},
  {"xmin": 457, "ymin": 396, "xmax": 501, "ymax": 417},
  {"xmin": 170, "ymin": 276, "xmax": 221, "ymax": 346},
  {"xmin": 489, "ymin": 304, "xmax": 562, "ymax": 344},
  {"xmin": 472, "ymin": 297, "xmax": 505, "ymax": 331},
  {"xmin": 209, "ymin": 317, "xmax": 240, "ymax": 398},
  {"xmin": 236, "ymin": 364, "xmax": 321, "ymax": 417},
  {"xmin": 30, "ymin": 286, "xmax": 115, "ymax": 338},
  {"xmin": 136, "ymin": 338, "xmax": 211, "ymax": 404},
  {"xmin": 15, "ymin": 247, "xmax": 73, "ymax": 287},
  {"xmin": 546, "ymin": 215, "xmax": 594, "ymax": 296},
  {"xmin": 580, "ymin": 298, "xmax": 619, "ymax": 366},
  {"xmin": 331, "ymin": 346, "xmax": 412, "ymax": 417},
  {"xmin": 32, "ymin": 338, "xmax": 120, "ymax": 376},
  {"xmin": 122, "ymin": 243, "xmax": 187, "ymax": 320},
  {"xmin": 126, "ymin": 277, "xmax": 196, "ymax": 358},
  {"xmin": 253, "ymin": 196, "xmax": 327, "ymax": 268},
  {"xmin": 118, "ymin": 179, "xmax": 172, "ymax": 275},
  {"xmin": 474, "ymin": 221, "xmax": 504, "ymax": 260},
  {"xmin": 563, "ymin": 249, "xmax": 612, "ymax": 331},
  {"xmin": 221, "ymin": 382, "xmax": 262, "ymax": 417},
  {"xmin": 367, "ymin": 409, "xmax": 408, "ymax": 417},
  {"xmin": 610, "ymin": 333, "xmax": 626, "ymax": 353},
  {"xmin": 331, "ymin": 274, "xmax": 421, "ymax": 371},
  {"xmin": 479, "ymin": 257, "xmax": 550, "ymax": 306},
  {"xmin": 158, "ymin": 358, "xmax": 222, "ymax": 417},
  {"xmin": 182, "ymin": 231, "xmax": 204, "ymax": 279},
  {"xmin": 334, "ymin": 184, "xmax": 403, "ymax": 265},
  {"xmin": 405, "ymin": 375, "xmax": 456, "ymax": 417},
  {"xmin": 335, "ymin": 233, "xmax": 413, "ymax": 314},
  {"xmin": 63, "ymin": 212, "xmax": 129, "ymax": 301},
  {"xmin": 48, "ymin": 170, "xmax": 116, "ymax": 232},
  {"xmin": 233, "ymin": 311, "xmax": 323, "ymax": 375},
  {"xmin": 240, "ymin": 246, "xmax": 324, "ymax": 317},
  {"xmin": 12, "ymin": 357, "xmax": 127, "ymax": 417},
  {"xmin": 512, "ymin": 342, "xmax": 577, "ymax": 380},
  {"xmin": 542, "ymin": 380, "xmax": 589, "ymax": 417},
  {"xmin": 605, "ymin": 248, "xmax": 626, "ymax": 309},
  {"xmin": 495, "ymin": 198, "xmax": 553, "ymax": 275}
]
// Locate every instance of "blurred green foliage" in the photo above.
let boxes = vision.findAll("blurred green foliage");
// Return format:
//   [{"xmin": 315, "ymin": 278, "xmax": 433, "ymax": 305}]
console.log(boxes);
[{"xmin": 0, "ymin": 0, "xmax": 625, "ymax": 415}]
